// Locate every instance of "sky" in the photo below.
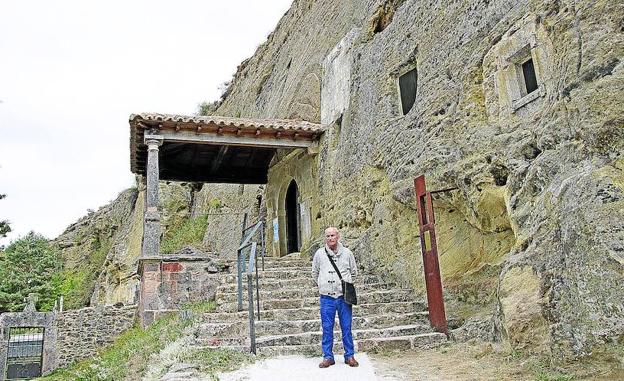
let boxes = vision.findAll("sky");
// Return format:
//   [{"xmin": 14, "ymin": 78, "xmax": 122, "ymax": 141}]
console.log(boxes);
[{"xmin": 0, "ymin": 0, "xmax": 293, "ymax": 246}]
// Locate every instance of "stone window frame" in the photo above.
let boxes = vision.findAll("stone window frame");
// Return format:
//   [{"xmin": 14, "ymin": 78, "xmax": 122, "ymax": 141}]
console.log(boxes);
[
  {"xmin": 504, "ymin": 42, "xmax": 546, "ymax": 112},
  {"xmin": 395, "ymin": 64, "xmax": 418, "ymax": 116}
]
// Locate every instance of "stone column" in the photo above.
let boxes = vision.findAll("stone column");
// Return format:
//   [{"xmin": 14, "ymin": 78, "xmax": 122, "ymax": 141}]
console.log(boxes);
[
  {"xmin": 139, "ymin": 134, "xmax": 163, "ymax": 327},
  {"xmin": 142, "ymin": 134, "xmax": 164, "ymax": 258}
]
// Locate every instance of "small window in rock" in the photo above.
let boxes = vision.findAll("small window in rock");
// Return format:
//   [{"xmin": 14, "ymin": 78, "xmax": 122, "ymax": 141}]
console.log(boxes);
[
  {"xmin": 399, "ymin": 68, "xmax": 418, "ymax": 115},
  {"xmin": 521, "ymin": 58, "xmax": 538, "ymax": 95}
]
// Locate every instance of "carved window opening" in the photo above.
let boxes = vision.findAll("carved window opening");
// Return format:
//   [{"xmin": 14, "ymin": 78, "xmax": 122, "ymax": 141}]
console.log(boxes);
[
  {"xmin": 399, "ymin": 67, "xmax": 418, "ymax": 115},
  {"xmin": 521, "ymin": 58, "xmax": 538, "ymax": 95},
  {"xmin": 507, "ymin": 44, "xmax": 544, "ymax": 111}
]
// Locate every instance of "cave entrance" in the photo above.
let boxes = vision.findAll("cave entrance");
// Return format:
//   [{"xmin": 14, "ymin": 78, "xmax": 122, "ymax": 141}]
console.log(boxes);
[{"xmin": 285, "ymin": 180, "xmax": 301, "ymax": 254}]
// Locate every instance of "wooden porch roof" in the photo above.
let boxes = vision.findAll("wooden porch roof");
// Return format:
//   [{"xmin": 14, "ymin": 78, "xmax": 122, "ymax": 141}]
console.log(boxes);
[{"xmin": 129, "ymin": 113, "xmax": 324, "ymax": 184}]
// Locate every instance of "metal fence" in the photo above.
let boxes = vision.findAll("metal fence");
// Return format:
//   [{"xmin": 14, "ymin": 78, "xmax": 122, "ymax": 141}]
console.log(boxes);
[{"xmin": 5, "ymin": 327, "xmax": 44, "ymax": 380}]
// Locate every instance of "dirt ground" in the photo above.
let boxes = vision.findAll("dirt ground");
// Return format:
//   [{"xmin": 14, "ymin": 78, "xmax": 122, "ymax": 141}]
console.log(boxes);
[
  {"xmin": 214, "ymin": 340, "xmax": 623, "ymax": 381},
  {"xmin": 370, "ymin": 341, "xmax": 624, "ymax": 381}
]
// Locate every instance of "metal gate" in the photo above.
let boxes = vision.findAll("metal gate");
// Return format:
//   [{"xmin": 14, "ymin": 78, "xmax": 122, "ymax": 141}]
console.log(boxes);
[{"xmin": 4, "ymin": 327, "xmax": 44, "ymax": 380}]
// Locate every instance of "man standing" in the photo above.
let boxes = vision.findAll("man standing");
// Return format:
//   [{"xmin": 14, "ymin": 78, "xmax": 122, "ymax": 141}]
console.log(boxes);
[{"xmin": 312, "ymin": 227, "xmax": 359, "ymax": 368}]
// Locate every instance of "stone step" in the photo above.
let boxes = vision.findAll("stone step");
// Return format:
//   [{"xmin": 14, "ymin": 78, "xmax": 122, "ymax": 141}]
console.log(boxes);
[
  {"xmin": 203, "ymin": 300, "xmax": 427, "ymax": 322},
  {"xmin": 217, "ymin": 279, "xmax": 395, "ymax": 293},
  {"xmin": 198, "ymin": 312, "xmax": 429, "ymax": 337},
  {"xmin": 216, "ymin": 290, "xmax": 416, "ymax": 312},
  {"xmin": 217, "ymin": 274, "xmax": 387, "ymax": 291},
  {"xmin": 231, "ymin": 262, "xmax": 310, "ymax": 272},
  {"xmin": 254, "ymin": 259, "xmax": 310, "ymax": 269},
  {"xmin": 223, "ymin": 269, "xmax": 314, "ymax": 282},
  {"xmin": 196, "ymin": 323, "xmax": 431, "ymax": 347},
  {"xmin": 215, "ymin": 284, "xmax": 405, "ymax": 304},
  {"xmin": 255, "ymin": 324, "xmax": 433, "ymax": 347},
  {"xmin": 195, "ymin": 332, "xmax": 446, "ymax": 355}
]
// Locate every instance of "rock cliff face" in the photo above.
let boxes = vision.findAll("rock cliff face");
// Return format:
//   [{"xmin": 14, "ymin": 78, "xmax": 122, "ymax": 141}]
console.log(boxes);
[
  {"xmin": 50, "ymin": 0, "xmax": 622, "ymax": 364},
  {"xmin": 53, "ymin": 189, "xmax": 140, "ymax": 309},
  {"xmin": 54, "ymin": 182, "xmax": 260, "ymax": 308},
  {"xmin": 212, "ymin": 0, "xmax": 623, "ymax": 361}
]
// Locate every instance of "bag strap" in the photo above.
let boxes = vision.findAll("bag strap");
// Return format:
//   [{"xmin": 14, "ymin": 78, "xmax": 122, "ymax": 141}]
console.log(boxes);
[{"xmin": 324, "ymin": 247, "xmax": 343, "ymax": 282}]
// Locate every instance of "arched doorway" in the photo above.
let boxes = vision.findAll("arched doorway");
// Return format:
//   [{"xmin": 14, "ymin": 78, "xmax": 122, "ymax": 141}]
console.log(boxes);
[{"xmin": 285, "ymin": 180, "xmax": 300, "ymax": 254}]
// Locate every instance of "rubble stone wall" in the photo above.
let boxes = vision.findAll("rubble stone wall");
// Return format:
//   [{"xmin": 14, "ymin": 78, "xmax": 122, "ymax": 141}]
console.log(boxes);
[
  {"xmin": 55, "ymin": 305, "xmax": 137, "ymax": 368},
  {"xmin": 0, "ymin": 305, "xmax": 136, "ymax": 378}
]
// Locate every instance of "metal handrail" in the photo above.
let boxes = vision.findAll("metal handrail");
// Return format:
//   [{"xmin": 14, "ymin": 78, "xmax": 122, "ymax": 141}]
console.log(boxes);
[
  {"xmin": 237, "ymin": 219, "xmax": 264, "ymax": 312},
  {"xmin": 247, "ymin": 242, "xmax": 258, "ymax": 354},
  {"xmin": 235, "ymin": 214, "xmax": 266, "ymax": 354}
]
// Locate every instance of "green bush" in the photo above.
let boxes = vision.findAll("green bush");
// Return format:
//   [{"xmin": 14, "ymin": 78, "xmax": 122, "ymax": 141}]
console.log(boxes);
[
  {"xmin": 0, "ymin": 232, "xmax": 61, "ymax": 312},
  {"xmin": 161, "ymin": 214, "xmax": 209, "ymax": 254},
  {"xmin": 50, "ymin": 269, "xmax": 90, "ymax": 310}
]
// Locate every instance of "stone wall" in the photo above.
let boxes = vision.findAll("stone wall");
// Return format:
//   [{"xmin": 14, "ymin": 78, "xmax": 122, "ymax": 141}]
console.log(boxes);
[
  {"xmin": 265, "ymin": 149, "xmax": 320, "ymax": 258},
  {"xmin": 55, "ymin": 305, "xmax": 136, "ymax": 368},
  {"xmin": 138, "ymin": 251, "xmax": 226, "ymax": 326},
  {"xmin": 0, "ymin": 305, "xmax": 136, "ymax": 379},
  {"xmin": 214, "ymin": 0, "xmax": 624, "ymax": 361}
]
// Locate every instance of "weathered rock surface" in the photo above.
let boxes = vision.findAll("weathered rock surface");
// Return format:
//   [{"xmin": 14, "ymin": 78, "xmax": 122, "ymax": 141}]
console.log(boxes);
[
  {"xmin": 212, "ymin": 0, "xmax": 624, "ymax": 361},
  {"xmin": 53, "ymin": 188, "xmax": 140, "ymax": 309},
  {"xmin": 46, "ymin": 0, "xmax": 623, "ymax": 365},
  {"xmin": 54, "ymin": 180, "xmax": 260, "ymax": 308}
]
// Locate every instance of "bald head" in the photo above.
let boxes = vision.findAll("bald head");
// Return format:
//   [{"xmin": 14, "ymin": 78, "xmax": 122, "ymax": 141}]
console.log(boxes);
[{"xmin": 324, "ymin": 227, "xmax": 340, "ymax": 251}]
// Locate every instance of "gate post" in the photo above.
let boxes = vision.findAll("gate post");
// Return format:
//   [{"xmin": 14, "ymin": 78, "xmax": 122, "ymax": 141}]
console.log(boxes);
[{"xmin": 414, "ymin": 175, "xmax": 448, "ymax": 335}]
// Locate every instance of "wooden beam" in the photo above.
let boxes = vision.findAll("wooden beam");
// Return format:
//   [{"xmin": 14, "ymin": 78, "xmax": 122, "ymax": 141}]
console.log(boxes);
[{"xmin": 158, "ymin": 130, "xmax": 318, "ymax": 149}]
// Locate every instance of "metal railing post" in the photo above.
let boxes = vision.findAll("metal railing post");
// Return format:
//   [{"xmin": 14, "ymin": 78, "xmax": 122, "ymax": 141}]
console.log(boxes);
[
  {"xmin": 260, "ymin": 220, "xmax": 266, "ymax": 271},
  {"xmin": 247, "ymin": 242, "xmax": 258, "ymax": 354},
  {"xmin": 255, "ymin": 249, "xmax": 260, "ymax": 320},
  {"xmin": 237, "ymin": 248, "xmax": 243, "ymax": 312},
  {"xmin": 247, "ymin": 272, "xmax": 256, "ymax": 354},
  {"xmin": 237, "ymin": 213, "xmax": 249, "ymax": 312}
]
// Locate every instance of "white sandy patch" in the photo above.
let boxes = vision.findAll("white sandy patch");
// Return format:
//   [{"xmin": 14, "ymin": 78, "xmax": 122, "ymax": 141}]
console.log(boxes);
[{"xmin": 217, "ymin": 353, "xmax": 401, "ymax": 381}]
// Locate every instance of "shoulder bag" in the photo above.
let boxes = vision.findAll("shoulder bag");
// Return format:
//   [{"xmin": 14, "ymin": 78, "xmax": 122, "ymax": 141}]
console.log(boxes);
[{"xmin": 325, "ymin": 248, "xmax": 358, "ymax": 305}]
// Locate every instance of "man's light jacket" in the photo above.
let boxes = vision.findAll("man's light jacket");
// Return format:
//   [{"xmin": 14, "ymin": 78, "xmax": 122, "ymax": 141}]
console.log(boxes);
[{"xmin": 312, "ymin": 242, "xmax": 357, "ymax": 298}]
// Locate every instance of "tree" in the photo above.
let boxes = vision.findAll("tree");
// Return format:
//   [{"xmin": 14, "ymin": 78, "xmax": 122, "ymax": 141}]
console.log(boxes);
[
  {"xmin": 196, "ymin": 100, "xmax": 219, "ymax": 116},
  {"xmin": 0, "ymin": 193, "xmax": 10, "ymax": 238},
  {"xmin": 0, "ymin": 232, "xmax": 61, "ymax": 312}
]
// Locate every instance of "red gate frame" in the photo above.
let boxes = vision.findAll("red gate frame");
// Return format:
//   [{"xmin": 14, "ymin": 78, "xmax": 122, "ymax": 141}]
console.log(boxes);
[{"xmin": 414, "ymin": 175, "xmax": 448, "ymax": 335}]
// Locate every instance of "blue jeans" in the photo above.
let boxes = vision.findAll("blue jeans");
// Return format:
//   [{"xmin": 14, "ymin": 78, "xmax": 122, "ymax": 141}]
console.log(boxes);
[{"xmin": 320, "ymin": 295, "xmax": 355, "ymax": 361}]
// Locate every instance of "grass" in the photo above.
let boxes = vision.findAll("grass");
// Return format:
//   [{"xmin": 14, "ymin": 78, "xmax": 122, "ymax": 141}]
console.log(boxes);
[
  {"xmin": 535, "ymin": 372, "xmax": 574, "ymax": 381},
  {"xmin": 503, "ymin": 349, "xmax": 575, "ymax": 381},
  {"xmin": 179, "ymin": 347, "xmax": 254, "ymax": 377},
  {"xmin": 161, "ymin": 214, "xmax": 209, "ymax": 254},
  {"xmin": 184, "ymin": 300, "xmax": 219, "ymax": 313},
  {"xmin": 39, "ymin": 314, "xmax": 188, "ymax": 381},
  {"xmin": 39, "ymin": 302, "xmax": 223, "ymax": 381}
]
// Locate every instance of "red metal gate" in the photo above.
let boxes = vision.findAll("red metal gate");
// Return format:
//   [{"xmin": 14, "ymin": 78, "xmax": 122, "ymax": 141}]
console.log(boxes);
[{"xmin": 414, "ymin": 175, "xmax": 448, "ymax": 335}]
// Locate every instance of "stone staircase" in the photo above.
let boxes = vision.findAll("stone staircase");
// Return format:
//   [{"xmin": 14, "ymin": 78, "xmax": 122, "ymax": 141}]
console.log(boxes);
[{"xmin": 194, "ymin": 254, "xmax": 447, "ymax": 356}]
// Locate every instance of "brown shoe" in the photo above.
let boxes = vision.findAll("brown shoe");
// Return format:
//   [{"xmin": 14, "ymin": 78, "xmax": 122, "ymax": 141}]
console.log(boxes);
[
  {"xmin": 319, "ymin": 358, "xmax": 335, "ymax": 368},
  {"xmin": 345, "ymin": 357, "xmax": 359, "ymax": 367}
]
